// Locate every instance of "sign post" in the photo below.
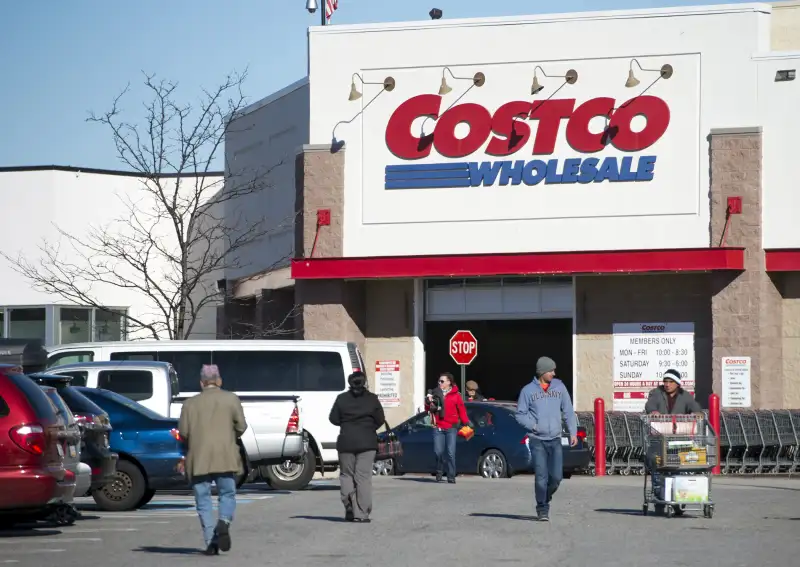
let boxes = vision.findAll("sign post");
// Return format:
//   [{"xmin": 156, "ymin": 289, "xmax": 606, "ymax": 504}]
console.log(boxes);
[{"xmin": 449, "ymin": 330, "xmax": 478, "ymax": 399}]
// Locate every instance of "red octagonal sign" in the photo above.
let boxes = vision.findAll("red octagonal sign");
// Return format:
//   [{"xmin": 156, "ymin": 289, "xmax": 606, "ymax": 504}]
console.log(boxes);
[{"xmin": 450, "ymin": 330, "xmax": 478, "ymax": 366}]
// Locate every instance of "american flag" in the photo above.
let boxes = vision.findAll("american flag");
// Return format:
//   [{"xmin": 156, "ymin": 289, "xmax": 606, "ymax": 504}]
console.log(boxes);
[{"xmin": 325, "ymin": 0, "xmax": 338, "ymax": 22}]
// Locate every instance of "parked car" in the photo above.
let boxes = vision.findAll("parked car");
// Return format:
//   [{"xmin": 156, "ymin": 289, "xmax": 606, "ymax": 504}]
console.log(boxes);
[
  {"xmin": 375, "ymin": 401, "xmax": 590, "ymax": 478},
  {"xmin": 39, "ymin": 386, "xmax": 89, "ymax": 498},
  {"xmin": 45, "ymin": 340, "xmax": 365, "ymax": 489},
  {"xmin": 52, "ymin": 360, "xmax": 309, "ymax": 490},
  {"xmin": 29, "ymin": 373, "xmax": 118, "ymax": 496},
  {"xmin": 72, "ymin": 387, "xmax": 186, "ymax": 511},
  {"xmin": 0, "ymin": 365, "xmax": 76, "ymax": 527}
]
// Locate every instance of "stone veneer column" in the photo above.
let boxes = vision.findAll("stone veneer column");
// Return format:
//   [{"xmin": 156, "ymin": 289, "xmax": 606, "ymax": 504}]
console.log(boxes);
[
  {"xmin": 709, "ymin": 127, "xmax": 784, "ymax": 409},
  {"xmin": 293, "ymin": 144, "xmax": 366, "ymax": 351}
]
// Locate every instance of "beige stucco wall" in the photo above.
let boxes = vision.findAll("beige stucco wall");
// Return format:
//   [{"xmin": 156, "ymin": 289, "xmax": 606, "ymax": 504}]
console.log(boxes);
[
  {"xmin": 363, "ymin": 280, "xmax": 417, "ymax": 426},
  {"xmin": 781, "ymin": 273, "xmax": 800, "ymax": 407},
  {"xmin": 772, "ymin": 1, "xmax": 800, "ymax": 50},
  {"xmin": 574, "ymin": 274, "xmax": 713, "ymax": 412}
]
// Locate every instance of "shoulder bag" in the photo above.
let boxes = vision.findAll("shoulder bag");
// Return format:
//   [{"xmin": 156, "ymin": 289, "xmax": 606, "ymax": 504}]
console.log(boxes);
[{"xmin": 375, "ymin": 421, "xmax": 403, "ymax": 461}]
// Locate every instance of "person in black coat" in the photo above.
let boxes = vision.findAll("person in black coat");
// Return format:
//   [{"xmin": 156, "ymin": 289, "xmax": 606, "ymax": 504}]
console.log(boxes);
[{"xmin": 329, "ymin": 371, "xmax": 385, "ymax": 523}]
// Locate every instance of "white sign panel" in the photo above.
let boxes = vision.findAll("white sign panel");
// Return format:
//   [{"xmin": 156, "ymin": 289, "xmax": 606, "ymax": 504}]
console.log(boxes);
[
  {"xmin": 612, "ymin": 322, "xmax": 695, "ymax": 412},
  {"xmin": 375, "ymin": 360, "xmax": 401, "ymax": 408},
  {"xmin": 721, "ymin": 357, "xmax": 751, "ymax": 408}
]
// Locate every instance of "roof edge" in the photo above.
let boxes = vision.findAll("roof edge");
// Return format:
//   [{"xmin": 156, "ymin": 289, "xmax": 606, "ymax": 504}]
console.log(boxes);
[
  {"xmin": 309, "ymin": 3, "xmax": 772, "ymax": 35},
  {"xmin": 0, "ymin": 165, "xmax": 224, "ymax": 178}
]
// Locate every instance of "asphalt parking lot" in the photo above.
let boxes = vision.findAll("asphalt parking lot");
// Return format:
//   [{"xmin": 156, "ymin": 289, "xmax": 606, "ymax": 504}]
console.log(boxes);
[{"xmin": 1, "ymin": 475, "xmax": 799, "ymax": 566}]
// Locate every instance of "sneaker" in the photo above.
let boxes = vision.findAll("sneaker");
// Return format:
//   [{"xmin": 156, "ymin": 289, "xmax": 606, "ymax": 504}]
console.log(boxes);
[
  {"xmin": 215, "ymin": 520, "xmax": 231, "ymax": 552},
  {"xmin": 537, "ymin": 512, "xmax": 550, "ymax": 522},
  {"xmin": 447, "ymin": 478, "xmax": 456, "ymax": 484},
  {"xmin": 202, "ymin": 543, "xmax": 219, "ymax": 556},
  {"xmin": 435, "ymin": 473, "xmax": 443, "ymax": 482},
  {"xmin": 353, "ymin": 518, "xmax": 371, "ymax": 523},
  {"xmin": 345, "ymin": 509, "xmax": 354, "ymax": 522}
]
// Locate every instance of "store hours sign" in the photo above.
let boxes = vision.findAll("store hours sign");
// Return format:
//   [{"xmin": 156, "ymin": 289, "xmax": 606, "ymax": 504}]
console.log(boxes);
[{"xmin": 612, "ymin": 322, "xmax": 695, "ymax": 412}]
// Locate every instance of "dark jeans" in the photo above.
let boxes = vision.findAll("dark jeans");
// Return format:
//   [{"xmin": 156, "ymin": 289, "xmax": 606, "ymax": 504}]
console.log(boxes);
[
  {"xmin": 433, "ymin": 427, "xmax": 457, "ymax": 480},
  {"xmin": 530, "ymin": 437, "xmax": 563, "ymax": 515}
]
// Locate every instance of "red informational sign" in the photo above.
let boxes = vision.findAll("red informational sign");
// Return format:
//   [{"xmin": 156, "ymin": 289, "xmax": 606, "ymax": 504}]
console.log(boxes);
[{"xmin": 449, "ymin": 330, "xmax": 478, "ymax": 366}]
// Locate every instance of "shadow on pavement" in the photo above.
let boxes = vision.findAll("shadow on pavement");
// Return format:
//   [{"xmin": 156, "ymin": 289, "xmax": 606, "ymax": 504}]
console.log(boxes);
[
  {"xmin": 306, "ymin": 485, "xmax": 340, "ymax": 491},
  {"xmin": 291, "ymin": 515, "xmax": 349, "ymax": 523},
  {"xmin": 469, "ymin": 513, "xmax": 536, "ymax": 522},
  {"xmin": 0, "ymin": 528, "xmax": 62, "ymax": 538},
  {"xmin": 595, "ymin": 508, "xmax": 648, "ymax": 516},
  {"xmin": 393, "ymin": 477, "xmax": 440, "ymax": 484},
  {"xmin": 134, "ymin": 546, "xmax": 201, "ymax": 555}
]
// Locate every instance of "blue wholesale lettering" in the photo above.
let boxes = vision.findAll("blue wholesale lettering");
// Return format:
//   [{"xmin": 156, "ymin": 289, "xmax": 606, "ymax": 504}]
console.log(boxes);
[{"xmin": 384, "ymin": 155, "xmax": 657, "ymax": 190}]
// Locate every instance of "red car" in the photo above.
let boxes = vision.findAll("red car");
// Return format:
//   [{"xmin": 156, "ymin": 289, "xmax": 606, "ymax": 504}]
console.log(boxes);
[{"xmin": 0, "ymin": 364, "xmax": 76, "ymax": 526}]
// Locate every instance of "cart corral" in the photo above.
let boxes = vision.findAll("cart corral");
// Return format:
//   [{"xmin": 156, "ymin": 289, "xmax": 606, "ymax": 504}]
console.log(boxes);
[{"xmin": 576, "ymin": 407, "xmax": 800, "ymax": 476}]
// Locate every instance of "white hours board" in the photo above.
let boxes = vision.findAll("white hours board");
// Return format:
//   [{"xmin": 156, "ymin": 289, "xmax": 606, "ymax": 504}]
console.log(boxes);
[{"xmin": 612, "ymin": 322, "xmax": 695, "ymax": 412}]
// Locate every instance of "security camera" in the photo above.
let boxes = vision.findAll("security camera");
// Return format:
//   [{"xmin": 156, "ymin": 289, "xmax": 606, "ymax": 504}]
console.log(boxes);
[
  {"xmin": 429, "ymin": 8, "xmax": 442, "ymax": 20},
  {"xmin": 306, "ymin": 0, "xmax": 318, "ymax": 14}
]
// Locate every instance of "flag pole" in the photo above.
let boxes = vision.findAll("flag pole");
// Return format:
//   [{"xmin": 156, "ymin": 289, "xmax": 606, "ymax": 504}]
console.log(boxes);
[{"xmin": 321, "ymin": 7, "xmax": 326, "ymax": 25}]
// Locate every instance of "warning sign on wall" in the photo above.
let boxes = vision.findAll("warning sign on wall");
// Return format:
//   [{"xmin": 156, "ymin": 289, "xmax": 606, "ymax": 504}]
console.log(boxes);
[{"xmin": 375, "ymin": 360, "xmax": 401, "ymax": 408}]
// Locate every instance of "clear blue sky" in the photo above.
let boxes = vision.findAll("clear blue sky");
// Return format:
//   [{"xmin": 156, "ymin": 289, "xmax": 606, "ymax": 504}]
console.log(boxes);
[{"xmin": 0, "ymin": 0, "xmax": 750, "ymax": 169}]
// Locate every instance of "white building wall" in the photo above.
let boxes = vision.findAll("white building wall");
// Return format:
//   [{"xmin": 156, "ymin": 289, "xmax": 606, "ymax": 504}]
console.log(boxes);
[
  {"xmin": 757, "ymin": 52, "xmax": 800, "ymax": 249},
  {"xmin": 223, "ymin": 79, "xmax": 310, "ymax": 282},
  {"xmin": 308, "ymin": 3, "xmax": 772, "ymax": 258},
  {"xmin": 0, "ymin": 168, "xmax": 222, "ymax": 342}
]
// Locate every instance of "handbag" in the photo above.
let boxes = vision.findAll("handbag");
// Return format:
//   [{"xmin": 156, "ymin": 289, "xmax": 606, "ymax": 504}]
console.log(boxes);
[{"xmin": 375, "ymin": 421, "xmax": 403, "ymax": 461}]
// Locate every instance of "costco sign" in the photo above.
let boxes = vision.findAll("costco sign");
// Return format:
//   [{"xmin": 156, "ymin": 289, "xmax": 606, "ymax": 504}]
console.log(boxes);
[{"xmin": 384, "ymin": 94, "xmax": 670, "ymax": 190}]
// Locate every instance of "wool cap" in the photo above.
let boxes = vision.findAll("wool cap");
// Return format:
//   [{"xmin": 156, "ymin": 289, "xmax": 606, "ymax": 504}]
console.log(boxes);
[
  {"xmin": 536, "ymin": 356, "xmax": 557, "ymax": 376},
  {"xmin": 663, "ymin": 368, "xmax": 682, "ymax": 385}
]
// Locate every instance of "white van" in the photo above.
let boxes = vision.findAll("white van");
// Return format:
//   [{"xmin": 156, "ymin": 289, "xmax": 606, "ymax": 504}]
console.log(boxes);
[{"xmin": 46, "ymin": 340, "xmax": 366, "ymax": 489}]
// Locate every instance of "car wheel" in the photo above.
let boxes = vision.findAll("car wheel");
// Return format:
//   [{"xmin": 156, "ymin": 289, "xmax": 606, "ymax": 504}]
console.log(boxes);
[
  {"xmin": 92, "ymin": 459, "xmax": 147, "ymax": 512},
  {"xmin": 563, "ymin": 471, "xmax": 573, "ymax": 479},
  {"xmin": 478, "ymin": 449, "xmax": 508, "ymax": 479},
  {"xmin": 136, "ymin": 489, "xmax": 156, "ymax": 509},
  {"xmin": 264, "ymin": 446, "xmax": 316, "ymax": 491}
]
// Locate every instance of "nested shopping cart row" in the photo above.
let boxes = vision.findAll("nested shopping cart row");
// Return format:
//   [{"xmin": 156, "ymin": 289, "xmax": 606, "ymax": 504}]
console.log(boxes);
[{"xmin": 575, "ymin": 410, "xmax": 800, "ymax": 475}]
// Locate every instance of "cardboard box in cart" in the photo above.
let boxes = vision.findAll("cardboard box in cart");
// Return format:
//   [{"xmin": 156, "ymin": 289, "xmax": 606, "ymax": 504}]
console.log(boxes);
[{"xmin": 672, "ymin": 476, "xmax": 709, "ymax": 503}]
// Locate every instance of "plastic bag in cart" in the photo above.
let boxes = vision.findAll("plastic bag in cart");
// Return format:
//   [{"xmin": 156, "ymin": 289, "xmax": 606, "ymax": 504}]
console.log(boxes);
[{"xmin": 648, "ymin": 417, "xmax": 702, "ymax": 436}]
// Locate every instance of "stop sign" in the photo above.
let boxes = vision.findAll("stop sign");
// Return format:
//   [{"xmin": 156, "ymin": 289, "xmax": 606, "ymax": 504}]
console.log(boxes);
[{"xmin": 450, "ymin": 330, "xmax": 478, "ymax": 365}]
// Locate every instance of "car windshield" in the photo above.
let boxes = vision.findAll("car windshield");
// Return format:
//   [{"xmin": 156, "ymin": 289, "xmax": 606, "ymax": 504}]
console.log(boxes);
[{"xmin": 76, "ymin": 387, "xmax": 165, "ymax": 421}]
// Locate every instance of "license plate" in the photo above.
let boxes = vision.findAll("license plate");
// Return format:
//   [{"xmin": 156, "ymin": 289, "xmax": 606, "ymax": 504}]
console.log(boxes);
[
  {"xmin": 561, "ymin": 437, "xmax": 569, "ymax": 446},
  {"xmin": 69, "ymin": 445, "xmax": 77, "ymax": 458},
  {"xmin": 57, "ymin": 444, "xmax": 64, "ymax": 457}
]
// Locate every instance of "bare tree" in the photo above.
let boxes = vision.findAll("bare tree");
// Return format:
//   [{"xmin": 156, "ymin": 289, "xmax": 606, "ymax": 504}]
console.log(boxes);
[{"xmin": 2, "ymin": 70, "xmax": 293, "ymax": 340}]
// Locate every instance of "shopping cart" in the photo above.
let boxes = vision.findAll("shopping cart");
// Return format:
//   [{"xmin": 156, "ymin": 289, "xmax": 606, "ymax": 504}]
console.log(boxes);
[{"xmin": 641, "ymin": 414, "xmax": 718, "ymax": 519}]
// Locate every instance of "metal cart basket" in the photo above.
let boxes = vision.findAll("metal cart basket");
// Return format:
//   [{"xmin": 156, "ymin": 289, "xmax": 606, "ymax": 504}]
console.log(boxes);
[{"xmin": 641, "ymin": 414, "xmax": 718, "ymax": 518}]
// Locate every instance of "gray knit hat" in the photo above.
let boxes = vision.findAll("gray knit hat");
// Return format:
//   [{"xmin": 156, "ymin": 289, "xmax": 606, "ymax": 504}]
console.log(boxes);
[{"xmin": 536, "ymin": 356, "xmax": 557, "ymax": 377}]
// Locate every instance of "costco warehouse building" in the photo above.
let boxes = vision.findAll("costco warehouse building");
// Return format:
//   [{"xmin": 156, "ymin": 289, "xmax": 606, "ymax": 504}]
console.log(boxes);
[{"xmin": 218, "ymin": 2, "xmax": 800, "ymax": 425}]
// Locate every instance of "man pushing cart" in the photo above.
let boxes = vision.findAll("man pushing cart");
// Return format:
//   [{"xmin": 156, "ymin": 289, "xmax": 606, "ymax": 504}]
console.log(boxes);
[{"xmin": 642, "ymin": 369, "xmax": 717, "ymax": 518}]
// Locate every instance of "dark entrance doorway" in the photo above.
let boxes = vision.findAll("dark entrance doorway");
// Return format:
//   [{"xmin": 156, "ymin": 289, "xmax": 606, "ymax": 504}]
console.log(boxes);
[{"xmin": 424, "ymin": 319, "xmax": 573, "ymax": 402}]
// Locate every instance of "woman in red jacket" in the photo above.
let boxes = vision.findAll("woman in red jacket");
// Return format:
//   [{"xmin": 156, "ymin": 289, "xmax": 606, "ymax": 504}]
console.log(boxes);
[{"xmin": 425, "ymin": 372, "xmax": 469, "ymax": 483}]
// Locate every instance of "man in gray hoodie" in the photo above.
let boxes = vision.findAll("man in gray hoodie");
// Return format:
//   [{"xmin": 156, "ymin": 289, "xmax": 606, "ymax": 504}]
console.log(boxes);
[{"xmin": 515, "ymin": 356, "xmax": 577, "ymax": 521}]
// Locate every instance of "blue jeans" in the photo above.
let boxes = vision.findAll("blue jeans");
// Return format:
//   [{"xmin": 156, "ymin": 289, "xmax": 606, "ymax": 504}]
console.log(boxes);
[
  {"xmin": 191, "ymin": 474, "xmax": 237, "ymax": 546},
  {"xmin": 433, "ymin": 428, "xmax": 457, "ymax": 480},
  {"xmin": 530, "ymin": 438, "xmax": 563, "ymax": 515}
]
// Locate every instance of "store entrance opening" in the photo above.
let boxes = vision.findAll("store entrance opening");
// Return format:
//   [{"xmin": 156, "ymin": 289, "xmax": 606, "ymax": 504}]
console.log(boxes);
[{"xmin": 424, "ymin": 319, "xmax": 573, "ymax": 402}]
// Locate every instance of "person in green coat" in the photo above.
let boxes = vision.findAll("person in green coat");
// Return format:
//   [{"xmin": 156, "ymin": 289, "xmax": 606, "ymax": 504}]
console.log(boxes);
[{"xmin": 179, "ymin": 364, "xmax": 247, "ymax": 555}]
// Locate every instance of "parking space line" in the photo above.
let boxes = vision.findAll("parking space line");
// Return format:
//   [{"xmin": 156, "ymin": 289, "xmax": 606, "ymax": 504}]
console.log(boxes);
[
  {"xmin": 0, "ymin": 549, "xmax": 66, "ymax": 554},
  {"xmin": 68, "ymin": 528, "xmax": 139, "ymax": 533},
  {"xmin": 0, "ymin": 538, "xmax": 101, "ymax": 543}
]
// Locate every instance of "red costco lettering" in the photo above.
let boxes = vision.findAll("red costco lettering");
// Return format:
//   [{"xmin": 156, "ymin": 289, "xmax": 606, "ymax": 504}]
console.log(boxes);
[{"xmin": 385, "ymin": 95, "xmax": 670, "ymax": 160}]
